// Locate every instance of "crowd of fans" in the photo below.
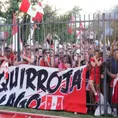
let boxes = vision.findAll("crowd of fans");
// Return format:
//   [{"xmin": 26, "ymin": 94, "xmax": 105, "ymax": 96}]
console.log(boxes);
[{"xmin": 0, "ymin": 34, "xmax": 118, "ymax": 115}]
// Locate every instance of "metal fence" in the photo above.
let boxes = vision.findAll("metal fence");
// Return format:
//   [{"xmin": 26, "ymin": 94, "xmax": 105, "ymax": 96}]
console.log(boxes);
[{"xmin": 0, "ymin": 13, "xmax": 118, "ymax": 116}]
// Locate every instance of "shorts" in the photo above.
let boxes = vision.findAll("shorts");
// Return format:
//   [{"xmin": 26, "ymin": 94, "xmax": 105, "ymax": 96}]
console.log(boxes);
[{"xmin": 89, "ymin": 74, "xmax": 100, "ymax": 85}]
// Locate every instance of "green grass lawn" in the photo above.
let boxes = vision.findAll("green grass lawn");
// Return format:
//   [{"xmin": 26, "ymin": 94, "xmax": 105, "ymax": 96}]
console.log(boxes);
[{"xmin": 0, "ymin": 106, "xmax": 113, "ymax": 118}]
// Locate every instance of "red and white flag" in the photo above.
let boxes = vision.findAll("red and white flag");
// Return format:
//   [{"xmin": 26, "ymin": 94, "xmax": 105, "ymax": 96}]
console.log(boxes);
[
  {"xmin": 19, "ymin": 0, "xmax": 44, "ymax": 22},
  {"xmin": 12, "ymin": 13, "xmax": 18, "ymax": 52},
  {"xmin": 76, "ymin": 21, "xmax": 84, "ymax": 39},
  {"xmin": 12, "ymin": 13, "xmax": 23, "ymax": 51},
  {"xmin": 45, "ymin": 95, "xmax": 64, "ymax": 110},
  {"xmin": 67, "ymin": 15, "xmax": 75, "ymax": 34}
]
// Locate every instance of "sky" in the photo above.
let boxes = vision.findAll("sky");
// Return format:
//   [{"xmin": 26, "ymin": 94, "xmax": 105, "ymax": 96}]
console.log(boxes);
[
  {"xmin": 43, "ymin": 0, "xmax": 118, "ymax": 15},
  {"xmin": 0, "ymin": 0, "xmax": 118, "ymax": 15}
]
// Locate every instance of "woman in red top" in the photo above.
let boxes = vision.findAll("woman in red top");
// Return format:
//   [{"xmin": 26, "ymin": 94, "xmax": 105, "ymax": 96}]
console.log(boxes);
[
  {"xmin": 89, "ymin": 49, "xmax": 103, "ymax": 103},
  {"xmin": 39, "ymin": 49, "xmax": 51, "ymax": 67},
  {"xmin": 9, "ymin": 51, "xmax": 16, "ymax": 66},
  {"xmin": 14, "ymin": 46, "xmax": 34, "ymax": 65}
]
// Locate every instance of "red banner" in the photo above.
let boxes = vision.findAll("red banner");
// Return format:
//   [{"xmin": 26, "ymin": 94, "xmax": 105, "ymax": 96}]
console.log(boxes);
[{"xmin": 0, "ymin": 65, "xmax": 87, "ymax": 114}]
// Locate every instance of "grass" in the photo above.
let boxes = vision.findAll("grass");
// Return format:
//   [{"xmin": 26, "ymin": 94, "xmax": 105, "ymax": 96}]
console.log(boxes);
[{"xmin": 0, "ymin": 106, "xmax": 114, "ymax": 118}]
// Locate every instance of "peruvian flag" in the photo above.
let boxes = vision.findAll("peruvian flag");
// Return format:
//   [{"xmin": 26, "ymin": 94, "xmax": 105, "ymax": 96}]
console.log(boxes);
[
  {"xmin": 19, "ymin": 0, "xmax": 44, "ymax": 22},
  {"xmin": 67, "ymin": 15, "xmax": 75, "ymax": 34},
  {"xmin": 12, "ymin": 13, "xmax": 18, "ymax": 51},
  {"xmin": 12, "ymin": 13, "xmax": 23, "ymax": 51},
  {"xmin": 45, "ymin": 95, "xmax": 64, "ymax": 110},
  {"xmin": 76, "ymin": 21, "xmax": 84, "ymax": 40}
]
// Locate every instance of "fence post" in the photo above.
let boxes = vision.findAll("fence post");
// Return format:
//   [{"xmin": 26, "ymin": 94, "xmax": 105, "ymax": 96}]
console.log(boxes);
[
  {"xmin": 102, "ymin": 13, "xmax": 107, "ymax": 116},
  {"xmin": 17, "ymin": 19, "xmax": 21, "ymax": 61}
]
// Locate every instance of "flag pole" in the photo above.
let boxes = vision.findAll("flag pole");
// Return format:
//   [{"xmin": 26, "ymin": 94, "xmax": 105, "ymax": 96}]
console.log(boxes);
[
  {"xmin": 42, "ymin": 16, "xmax": 45, "ymax": 45},
  {"xmin": 17, "ymin": 18, "xmax": 21, "ymax": 61}
]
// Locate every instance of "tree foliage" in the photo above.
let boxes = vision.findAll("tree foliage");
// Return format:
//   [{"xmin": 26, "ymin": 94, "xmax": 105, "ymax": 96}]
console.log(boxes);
[
  {"xmin": 0, "ymin": 0, "xmax": 81, "ymax": 44},
  {"xmin": 111, "ymin": 5, "xmax": 118, "ymax": 41}
]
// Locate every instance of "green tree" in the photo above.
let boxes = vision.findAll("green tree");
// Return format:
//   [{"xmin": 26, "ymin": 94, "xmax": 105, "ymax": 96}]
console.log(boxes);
[
  {"xmin": 71, "ymin": 6, "xmax": 82, "ymax": 16},
  {"xmin": 0, "ymin": 0, "xmax": 81, "ymax": 44},
  {"xmin": 110, "ymin": 5, "xmax": 118, "ymax": 42},
  {"xmin": 0, "ymin": 0, "xmax": 22, "ymax": 23},
  {"xmin": 0, "ymin": 0, "xmax": 22, "ymax": 44}
]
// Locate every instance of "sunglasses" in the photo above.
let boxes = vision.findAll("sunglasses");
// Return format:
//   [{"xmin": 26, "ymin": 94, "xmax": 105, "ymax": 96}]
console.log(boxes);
[
  {"xmin": 46, "ymin": 52, "xmax": 50, "ymax": 54},
  {"xmin": 59, "ymin": 52, "xmax": 63, "ymax": 54}
]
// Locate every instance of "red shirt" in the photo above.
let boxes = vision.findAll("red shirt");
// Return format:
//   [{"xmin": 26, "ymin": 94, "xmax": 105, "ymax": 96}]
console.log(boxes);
[
  {"xmin": 40, "ymin": 57, "xmax": 51, "ymax": 67},
  {"xmin": 9, "ymin": 53, "xmax": 15, "ymax": 62},
  {"xmin": 23, "ymin": 55, "xmax": 31, "ymax": 64},
  {"xmin": 90, "ymin": 57, "xmax": 103, "ymax": 75},
  {"xmin": 58, "ymin": 62, "xmax": 67, "ymax": 70}
]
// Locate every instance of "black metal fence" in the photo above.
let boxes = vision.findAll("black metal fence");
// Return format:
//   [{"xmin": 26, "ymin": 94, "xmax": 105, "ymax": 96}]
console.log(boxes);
[{"xmin": 0, "ymin": 13, "xmax": 118, "ymax": 116}]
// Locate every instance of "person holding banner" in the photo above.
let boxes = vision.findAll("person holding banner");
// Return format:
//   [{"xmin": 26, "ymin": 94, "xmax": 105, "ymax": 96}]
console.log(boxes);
[
  {"xmin": 0, "ymin": 53, "xmax": 8, "ymax": 66},
  {"xmin": 0, "ymin": 47, "xmax": 10, "ymax": 79},
  {"xmin": 14, "ymin": 46, "xmax": 34, "ymax": 65},
  {"xmin": 55, "ymin": 48, "xmax": 69, "ymax": 71},
  {"xmin": 39, "ymin": 49, "xmax": 51, "ymax": 67},
  {"xmin": 58, "ymin": 54, "xmax": 72, "ymax": 71},
  {"xmin": 1, "ymin": 47, "xmax": 16, "ymax": 67}
]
